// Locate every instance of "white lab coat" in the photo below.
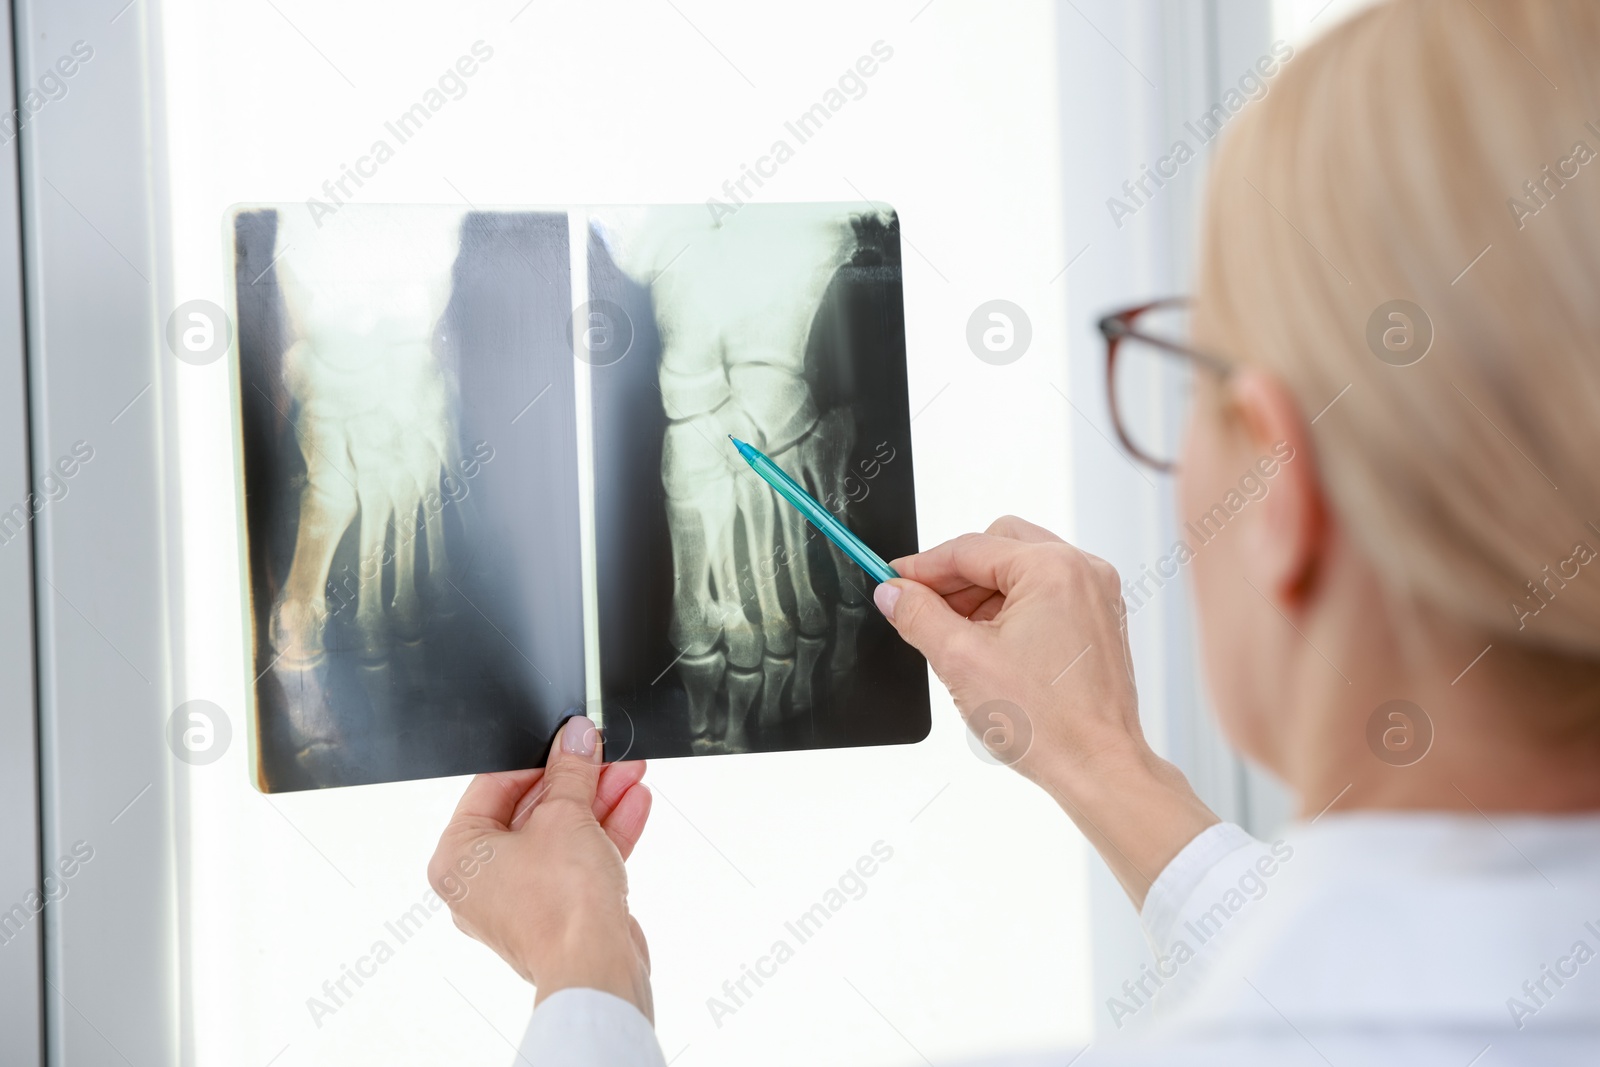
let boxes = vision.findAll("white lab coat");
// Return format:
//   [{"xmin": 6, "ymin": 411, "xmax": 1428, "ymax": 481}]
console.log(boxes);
[{"xmin": 517, "ymin": 813, "xmax": 1600, "ymax": 1065}]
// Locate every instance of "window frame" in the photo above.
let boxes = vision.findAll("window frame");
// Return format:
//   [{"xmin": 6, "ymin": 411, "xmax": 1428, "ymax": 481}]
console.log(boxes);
[
  {"xmin": 1054, "ymin": 0, "xmax": 1289, "ymax": 1029},
  {"xmin": 15, "ymin": 0, "xmax": 180, "ymax": 1062}
]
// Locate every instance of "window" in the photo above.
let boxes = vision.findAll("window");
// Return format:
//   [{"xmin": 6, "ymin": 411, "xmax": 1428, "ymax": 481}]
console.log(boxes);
[{"xmin": 18, "ymin": 1, "xmax": 1330, "ymax": 1063}]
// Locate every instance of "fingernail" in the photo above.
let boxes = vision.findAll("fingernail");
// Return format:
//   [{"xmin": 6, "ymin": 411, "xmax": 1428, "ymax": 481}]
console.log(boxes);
[
  {"xmin": 873, "ymin": 582, "xmax": 900, "ymax": 620},
  {"xmin": 562, "ymin": 715, "xmax": 597, "ymax": 758}
]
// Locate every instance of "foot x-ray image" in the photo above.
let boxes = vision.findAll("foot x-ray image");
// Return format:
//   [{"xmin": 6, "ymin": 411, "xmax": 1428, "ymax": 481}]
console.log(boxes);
[{"xmin": 230, "ymin": 202, "xmax": 928, "ymax": 791}]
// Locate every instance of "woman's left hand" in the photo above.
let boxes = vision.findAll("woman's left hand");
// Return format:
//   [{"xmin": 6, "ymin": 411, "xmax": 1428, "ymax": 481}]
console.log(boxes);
[{"xmin": 428, "ymin": 716, "xmax": 656, "ymax": 1020}]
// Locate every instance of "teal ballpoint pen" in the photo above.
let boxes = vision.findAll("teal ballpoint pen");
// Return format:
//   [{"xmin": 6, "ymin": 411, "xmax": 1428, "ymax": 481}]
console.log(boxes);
[{"xmin": 728, "ymin": 435, "xmax": 900, "ymax": 585}]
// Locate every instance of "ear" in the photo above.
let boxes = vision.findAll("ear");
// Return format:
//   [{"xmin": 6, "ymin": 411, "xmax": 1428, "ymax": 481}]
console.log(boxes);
[{"xmin": 1226, "ymin": 369, "xmax": 1329, "ymax": 606}]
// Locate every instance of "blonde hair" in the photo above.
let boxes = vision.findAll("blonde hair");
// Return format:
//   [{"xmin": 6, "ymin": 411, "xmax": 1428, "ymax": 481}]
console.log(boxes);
[{"xmin": 1196, "ymin": 0, "xmax": 1600, "ymax": 657}]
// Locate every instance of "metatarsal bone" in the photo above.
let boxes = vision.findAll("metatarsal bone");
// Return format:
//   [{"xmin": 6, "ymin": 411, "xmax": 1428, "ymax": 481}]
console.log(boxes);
[
  {"xmin": 663, "ymin": 402, "xmax": 766, "ymax": 669},
  {"xmin": 799, "ymin": 405, "xmax": 866, "ymax": 608},
  {"xmin": 765, "ymin": 436, "xmax": 829, "ymax": 639},
  {"xmin": 270, "ymin": 208, "xmax": 464, "ymax": 666},
  {"xmin": 269, "ymin": 359, "xmax": 358, "ymax": 669}
]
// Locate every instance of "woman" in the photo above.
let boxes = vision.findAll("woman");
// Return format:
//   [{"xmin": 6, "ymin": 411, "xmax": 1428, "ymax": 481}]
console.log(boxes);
[{"xmin": 429, "ymin": 1, "xmax": 1600, "ymax": 1061}]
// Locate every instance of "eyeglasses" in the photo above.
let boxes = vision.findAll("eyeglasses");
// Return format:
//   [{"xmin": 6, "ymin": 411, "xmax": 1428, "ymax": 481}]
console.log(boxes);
[{"xmin": 1097, "ymin": 297, "xmax": 1232, "ymax": 473}]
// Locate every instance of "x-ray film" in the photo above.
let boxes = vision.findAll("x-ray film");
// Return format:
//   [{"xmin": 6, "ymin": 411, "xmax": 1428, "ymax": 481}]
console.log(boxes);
[{"xmin": 228, "ymin": 203, "xmax": 928, "ymax": 792}]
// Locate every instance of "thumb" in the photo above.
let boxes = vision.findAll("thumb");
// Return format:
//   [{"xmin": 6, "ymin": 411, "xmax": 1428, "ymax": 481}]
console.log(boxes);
[
  {"xmin": 873, "ymin": 578, "xmax": 971, "ymax": 661},
  {"xmin": 538, "ymin": 715, "xmax": 604, "ymax": 809}
]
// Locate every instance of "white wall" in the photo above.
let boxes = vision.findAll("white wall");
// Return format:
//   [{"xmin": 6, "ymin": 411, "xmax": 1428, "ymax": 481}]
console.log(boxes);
[
  {"xmin": 159, "ymin": 2, "xmax": 1087, "ymax": 1065},
  {"xmin": 1273, "ymin": 0, "xmax": 1384, "ymax": 43}
]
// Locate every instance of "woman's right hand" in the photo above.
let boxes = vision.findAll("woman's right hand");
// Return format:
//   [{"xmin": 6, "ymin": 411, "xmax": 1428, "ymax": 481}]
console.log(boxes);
[
  {"xmin": 873, "ymin": 516, "xmax": 1218, "ymax": 906},
  {"xmin": 428, "ymin": 718, "xmax": 655, "ymax": 1019}
]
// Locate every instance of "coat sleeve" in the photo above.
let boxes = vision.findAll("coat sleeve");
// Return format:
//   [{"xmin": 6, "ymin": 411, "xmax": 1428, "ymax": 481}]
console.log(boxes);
[{"xmin": 515, "ymin": 988, "xmax": 668, "ymax": 1067}]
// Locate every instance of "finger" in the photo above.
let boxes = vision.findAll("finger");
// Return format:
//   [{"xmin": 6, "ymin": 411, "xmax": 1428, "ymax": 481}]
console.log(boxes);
[
  {"xmin": 891, "ymin": 533, "xmax": 1036, "ymax": 597},
  {"xmin": 601, "ymin": 782, "xmax": 653, "ymax": 861},
  {"xmin": 984, "ymin": 515, "xmax": 1065, "ymax": 544},
  {"xmin": 529, "ymin": 715, "xmax": 605, "ymax": 816},
  {"xmin": 510, "ymin": 758, "xmax": 647, "ymax": 831},
  {"xmin": 509, "ymin": 773, "xmax": 549, "ymax": 831},
  {"xmin": 965, "ymin": 589, "xmax": 1006, "ymax": 623},
  {"xmin": 873, "ymin": 577, "xmax": 978, "ymax": 665},
  {"xmin": 940, "ymin": 581, "xmax": 1001, "ymax": 619},
  {"xmin": 450, "ymin": 768, "xmax": 545, "ymax": 830},
  {"xmin": 595, "ymin": 760, "xmax": 648, "ymax": 821}
]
